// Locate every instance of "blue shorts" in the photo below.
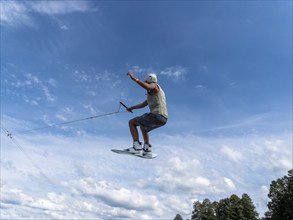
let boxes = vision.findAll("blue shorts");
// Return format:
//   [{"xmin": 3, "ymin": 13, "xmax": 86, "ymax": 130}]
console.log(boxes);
[{"xmin": 134, "ymin": 113, "xmax": 167, "ymax": 133}]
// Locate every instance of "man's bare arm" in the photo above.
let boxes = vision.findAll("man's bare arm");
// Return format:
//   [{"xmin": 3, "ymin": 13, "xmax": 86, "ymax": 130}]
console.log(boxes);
[
  {"xmin": 127, "ymin": 71, "xmax": 158, "ymax": 91},
  {"xmin": 127, "ymin": 100, "xmax": 148, "ymax": 112}
]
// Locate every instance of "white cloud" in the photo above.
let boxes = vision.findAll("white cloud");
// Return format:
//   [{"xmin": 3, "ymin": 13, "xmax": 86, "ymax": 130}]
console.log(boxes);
[
  {"xmin": 1, "ymin": 186, "xmax": 96, "ymax": 219},
  {"xmin": 42, "ymin": 86, "xmax": 55, "ymax": 102},
  {"xmin": 265, "ymin": 139, "xmax": 285, "ymax": 152},
  {"xmin": 127, "ymin": 65, "xmax": 149, "ymax": 74},
  {"xmin": 195, "ymin": 84, "xmax": 207, "ymax": 90},
  {"xmin": 207, "ymin": 113, "xmax": 272, "ymax": 132},
  {"xmin": 220, "ymin": 145, "xmax": 244, "ymax": 162},
  {"xmin": 73, "ymin": 68, "xmax": 121, "ymax": 89},
  {"xmin": 55, "ymin": 114, "xmax": 67, "ymax": 121},
  {"xmin": 59, "ymin": 24, "xmax": 69, "ymax": 30},
  {"xmin": 223, "ymin": 177, "xmax": 236, "ymax": 190},
  {"xmin": 1, "ymin": 65, "xmax": 51, "ymax": 105},
  {"xmin": 127, "ymin": 64, "xmax": 187, "ymax": 80},
  {"xmin": 29, "ymin": 1, "xmax": 95, "ymax": 15},
  {"xmin": 48, "ymin": 78, "xmax": 58, "ymax": 87},
  {"xmin": 264, "ymin": 139, "xmax": 292, "ymax": 172},
  {"xmin": 24, "ymin": 95, "xmax": 39, "ymax": 106},
  {"xmin": 153, "ymin": 155, "xmax": 239, "ymax": 197},
  {"xmin": 64, "ymin": 177, "xmax": 163, "ymax": 213},
  {"xmin": 1, "ymin": 117, "xmax": 292, "ymax": 219},
  {"xmin": 0, "ymin": 1, "xmax": 34, "ymax": 27},
  {"xmin": 24, "ymin": 73, "xmax": 56, "ymax": 102},
  {"xmin": 210, "ymin": 177, "xmax": 237, "ymax": 194},
  {"xmin": 82, "ymin": 104, "xmax": 97, "ymax": 115},
  {"xmin": 260, "ymin": 185, "xmax": 269, "ymax": 202},
  {"xmin": 1, "ymin": 1, "xmax": 95, "ymax": 27},
  {"xmin": 159, "ymin": 66, "xmax": 187, "ymax": 80},
  {"xmin": 163, "ymin": 195, "xmax": 191, "ymax": 215},
  {"xmin": 1, "ymin": 187, "xmax": 64, "ymax": 212},
  {"xmin": 154, "ymin": 156, "xmax": 211, "ymax": 193},
  {"xmin": 54, "ymin": 107, "xmax": 75, "ymax": 122}
]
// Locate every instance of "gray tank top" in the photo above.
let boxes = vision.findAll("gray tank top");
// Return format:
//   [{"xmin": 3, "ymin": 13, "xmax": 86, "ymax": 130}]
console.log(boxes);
[{"xmin": 147, "ymin": 84, "xmax": 168, "ymax": 118}]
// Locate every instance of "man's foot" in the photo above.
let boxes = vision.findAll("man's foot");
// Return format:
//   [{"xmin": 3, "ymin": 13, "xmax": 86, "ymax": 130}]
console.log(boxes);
[
  {"xmin": 143, "ymin": 144, "xmax": 152, "ymax": 157},
  {"xmin": 124, "ymin": 141, "xmax": 142, "ymax": 155}
]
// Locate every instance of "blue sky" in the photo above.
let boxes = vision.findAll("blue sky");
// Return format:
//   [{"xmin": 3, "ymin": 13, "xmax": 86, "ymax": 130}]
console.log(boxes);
[{"xmin": 1, "ymin": 1, "xmax": 292, "ymax": 219}]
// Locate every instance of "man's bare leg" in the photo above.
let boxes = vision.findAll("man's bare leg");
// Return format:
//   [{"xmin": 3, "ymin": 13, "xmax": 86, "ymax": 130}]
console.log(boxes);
[
  {"xmin": 129, "ymin": 118, "xmax": 139, "ymax": 142},
  {"xmin": 140, "ymin": 126, "xmax": 149, "ymax": 145}
]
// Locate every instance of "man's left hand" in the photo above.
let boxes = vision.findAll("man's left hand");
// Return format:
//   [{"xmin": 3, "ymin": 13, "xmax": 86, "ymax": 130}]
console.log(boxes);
[{"xmin": 127, "ymin": 71, "xmax": 137, "ymax": 81}]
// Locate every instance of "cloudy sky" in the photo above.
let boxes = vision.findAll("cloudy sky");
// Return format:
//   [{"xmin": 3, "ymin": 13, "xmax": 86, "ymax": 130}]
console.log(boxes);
[{"xmin": 1, "ymin": 1, "xmax": 292, "ymax": 219}]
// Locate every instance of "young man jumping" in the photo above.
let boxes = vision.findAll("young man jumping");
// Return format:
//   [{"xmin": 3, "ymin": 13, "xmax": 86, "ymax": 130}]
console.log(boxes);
[{"xmin": 125, "ymin": 71, "xmax": 168, "ymax": 157}]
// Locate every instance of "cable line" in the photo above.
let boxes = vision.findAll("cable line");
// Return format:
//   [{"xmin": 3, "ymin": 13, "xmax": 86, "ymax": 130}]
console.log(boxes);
[
  {"xmin": 14, "ymin": 101, "xmax": 130, "ymax": 135},
  {"xmin": 1, "ymin": 102, "xmax": 131, "ymax": 187},
  {"xmin": 1, "ymin": 126, "xmax": 56, "ymax": 186}
]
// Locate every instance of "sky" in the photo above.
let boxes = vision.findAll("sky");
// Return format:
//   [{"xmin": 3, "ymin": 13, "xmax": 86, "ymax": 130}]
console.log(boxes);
[{"xmin": 0, "ymin": 0, "xmax": 292, "ymax": 219}]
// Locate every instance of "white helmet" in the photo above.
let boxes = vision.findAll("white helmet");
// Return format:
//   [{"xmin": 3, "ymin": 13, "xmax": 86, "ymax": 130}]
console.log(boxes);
[{"xmin": 144, "ymin": 73, "xmax": 157, "ymax": 83}]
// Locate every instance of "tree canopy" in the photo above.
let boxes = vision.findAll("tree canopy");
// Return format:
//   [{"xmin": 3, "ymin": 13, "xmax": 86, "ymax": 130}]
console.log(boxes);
[
  {"xmin": 265, "ymin": 169, "xmax": 293, "ymax": 220},
  {"xmin": 191, "ymin": 194, "xmax": 258, "ymax": 220},
  {"xmin": 173, "ymin": 170, "xmax": 293, "ymax": 220}
]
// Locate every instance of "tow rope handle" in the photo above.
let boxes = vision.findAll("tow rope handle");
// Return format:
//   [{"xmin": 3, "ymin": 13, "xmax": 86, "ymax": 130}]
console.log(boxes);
[{"xmin": 120, "ymin": 102, "xmax": 133, "ymax": 113}]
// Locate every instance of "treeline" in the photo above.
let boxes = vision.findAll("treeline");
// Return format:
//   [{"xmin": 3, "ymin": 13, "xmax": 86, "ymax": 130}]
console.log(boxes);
[{"xmin": 174, "ymin": 169, "xmax": 293, "ymax": 220}]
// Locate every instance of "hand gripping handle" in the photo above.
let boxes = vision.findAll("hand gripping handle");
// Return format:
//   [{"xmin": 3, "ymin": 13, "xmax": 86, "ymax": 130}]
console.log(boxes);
[{"xmin": 120, "ymin": 102, "xmax": 133, "ymax": 113}]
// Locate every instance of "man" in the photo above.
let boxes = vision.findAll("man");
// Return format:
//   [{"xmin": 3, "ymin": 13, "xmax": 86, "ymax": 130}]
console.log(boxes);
[{"xmin": 125, "ymin": 71, "xmax": 168, "ymax": 157}]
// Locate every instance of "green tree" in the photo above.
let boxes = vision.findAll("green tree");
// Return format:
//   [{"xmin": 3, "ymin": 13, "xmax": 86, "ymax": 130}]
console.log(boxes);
[
  {"xmin": 228, "ymin": 194, "xmax": 242, "ymax": 220},
  {"xmin": 192, "ymin": 193, "xmax": 259, "ymax": 220},
  {"xmin": 265, "ymin": 169, "xmax": 293, "ymax": 220},
  {"xmin": 174, "ymin": 214, "xmax": 184, "ymax": 220},
  {"xmin": 216, "ymin": 198, "xmax": 231, "ymax": 220},
  {"xmin": 191, "ymin": 201, "xmax": 202, "ymax": 220},
  {"xmin": 191, "ymin": 199, "xmax": 217, "ymax": 220},
  {"xmin": 229, "ymin": 194, "xmax": 245, "ymax": 220},
  {"xmin": 216, "ymin": 194, "xmax": 258, "ymax": 220},
  {"xmin": 241, "ymin": 193, "xmax": 259, "ymax": 220}
]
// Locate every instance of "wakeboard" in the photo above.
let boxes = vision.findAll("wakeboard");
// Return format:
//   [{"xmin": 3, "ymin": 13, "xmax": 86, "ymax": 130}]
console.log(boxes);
[{"xmin": 111, "ymin": 149, "xmax": 157, "ymax": 159}]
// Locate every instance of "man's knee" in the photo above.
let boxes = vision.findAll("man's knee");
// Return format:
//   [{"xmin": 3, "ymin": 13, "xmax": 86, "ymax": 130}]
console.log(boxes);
[{"xmin": 129, "ymin": 118, "xmax": 137, "ymax": 126}]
